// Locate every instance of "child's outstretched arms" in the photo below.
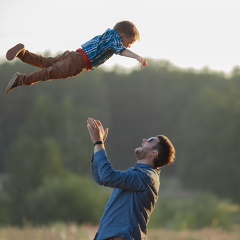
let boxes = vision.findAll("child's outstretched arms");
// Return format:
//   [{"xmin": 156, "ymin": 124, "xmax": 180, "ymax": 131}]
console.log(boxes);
[{"xmin": 121, "ymin": 49, "xmax": 148, "ymax": 68}]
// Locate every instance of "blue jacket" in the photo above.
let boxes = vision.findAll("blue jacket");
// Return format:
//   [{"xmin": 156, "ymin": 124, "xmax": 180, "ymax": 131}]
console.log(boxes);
[{"xmin": 92, "ymin": 150, "xmax": 160, "ymax": 240}]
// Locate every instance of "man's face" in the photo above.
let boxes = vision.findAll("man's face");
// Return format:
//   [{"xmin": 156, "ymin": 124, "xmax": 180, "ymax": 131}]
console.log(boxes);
[{"xmin": 134, "ymin": 137, "xmax": 159, "ymax": 160}]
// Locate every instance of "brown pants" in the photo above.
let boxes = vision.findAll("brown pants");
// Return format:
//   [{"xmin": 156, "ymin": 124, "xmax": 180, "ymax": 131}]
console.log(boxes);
[{"xmin": 17, "ymin": 49, "xmax": 87, "ymax": 86}]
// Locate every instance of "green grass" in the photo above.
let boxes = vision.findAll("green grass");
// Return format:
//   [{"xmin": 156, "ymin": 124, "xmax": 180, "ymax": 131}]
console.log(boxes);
[{"xmin": 0, "ymin": 224, "xmax": 239, "ymax": 240}]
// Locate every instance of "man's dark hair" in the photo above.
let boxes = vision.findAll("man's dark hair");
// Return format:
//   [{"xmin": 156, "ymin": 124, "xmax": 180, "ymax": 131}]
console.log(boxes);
[
  {"xmin": 113, "ymin": 21, "xmax": 140, "ymax": 40},
  {"xmin": 152, "ymin": 135, "xmax": 176, "ymax": 169}
]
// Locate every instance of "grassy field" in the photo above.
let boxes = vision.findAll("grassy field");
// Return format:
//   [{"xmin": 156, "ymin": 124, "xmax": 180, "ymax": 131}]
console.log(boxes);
[{"xmin": 0, "ymin": 224, "xmax": 239, "ymax": 240}]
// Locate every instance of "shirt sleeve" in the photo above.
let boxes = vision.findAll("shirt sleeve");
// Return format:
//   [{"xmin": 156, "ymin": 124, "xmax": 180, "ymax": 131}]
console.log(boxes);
[
  {"xmin": 91, "ymin": 153, "xmax": 104, "ymax": 185},
  {"xmin": 92, "ymin": 150, "xmax": 147, "ymax": 191},
  {"xmin": 111, "ymin": 30, "xmax": 126, "ymax": 55}
]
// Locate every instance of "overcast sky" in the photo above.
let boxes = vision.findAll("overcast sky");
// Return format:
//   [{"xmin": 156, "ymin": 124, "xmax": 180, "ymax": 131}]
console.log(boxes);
[{"xmin": 1, "ymin": 0, "xmax": 239, "ymax": 73}]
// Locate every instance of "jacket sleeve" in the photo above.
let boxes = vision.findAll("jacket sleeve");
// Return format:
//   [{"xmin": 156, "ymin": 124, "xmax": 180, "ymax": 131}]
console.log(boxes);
[
  {"xmin": 91, "ymin": 153, "xmax": 104, "ymax": 185},
  {"xmin": 92, "ymin": 150, "xmax": 148, "ymax": 191}
]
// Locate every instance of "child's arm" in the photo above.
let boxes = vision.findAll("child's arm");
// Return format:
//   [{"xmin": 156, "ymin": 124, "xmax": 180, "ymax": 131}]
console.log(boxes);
[{"xmin": 121, "ymin": 49, "xmax": 148, "ymax": 68}]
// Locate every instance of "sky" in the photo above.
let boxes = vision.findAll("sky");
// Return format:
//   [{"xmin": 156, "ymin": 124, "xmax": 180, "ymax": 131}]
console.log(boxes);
[{"xmin": 1, "ymin": 0, "xmax": 239, "ymax": 73}]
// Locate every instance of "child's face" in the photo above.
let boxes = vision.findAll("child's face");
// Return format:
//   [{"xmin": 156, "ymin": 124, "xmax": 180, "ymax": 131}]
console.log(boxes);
[{"xmin": 121, "ymin": 35, "xmax": 137, "ymax": 48}]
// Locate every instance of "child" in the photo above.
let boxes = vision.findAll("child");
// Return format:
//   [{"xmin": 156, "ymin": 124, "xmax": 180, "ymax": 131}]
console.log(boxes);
[{"xmin": 5, "ymin": 20, "xmax": 147, "ymax": 93}]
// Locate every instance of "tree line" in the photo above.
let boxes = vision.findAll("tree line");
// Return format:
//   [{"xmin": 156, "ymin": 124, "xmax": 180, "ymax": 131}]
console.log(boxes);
[{"xmin": 0, "ymin": 58, "xmax": 239, "ymax": 226}]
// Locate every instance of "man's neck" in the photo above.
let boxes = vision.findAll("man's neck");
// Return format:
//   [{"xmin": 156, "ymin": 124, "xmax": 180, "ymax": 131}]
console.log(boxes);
[{"xmin": 137, "ymin": 159, "xmax": 154, "ymax": 167}]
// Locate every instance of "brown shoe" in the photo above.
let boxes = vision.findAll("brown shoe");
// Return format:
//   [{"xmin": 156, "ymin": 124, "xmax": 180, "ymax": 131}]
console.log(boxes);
[
  {"xmin": 6, "ymin": 43, "xmax": 24, "ymax": 61},
  {"xmin": 5, "ymin": 72, "xmax": 21, "ymax": 93}
]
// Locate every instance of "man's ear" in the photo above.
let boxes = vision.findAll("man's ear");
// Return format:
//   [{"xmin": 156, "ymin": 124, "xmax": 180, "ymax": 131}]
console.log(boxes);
[{"xmin": 152, "ymin": 150, "xmax": 159, "ymax": 158}]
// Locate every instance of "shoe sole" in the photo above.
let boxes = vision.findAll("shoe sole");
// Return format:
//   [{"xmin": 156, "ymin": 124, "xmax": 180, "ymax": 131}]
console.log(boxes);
[
  {"xmin": 6, "ymin": 43, "xmax": 24, "ymax": 61},
  {"xmin": 6, "ymin": 72, "xmax": 19, "ymax": 94}
]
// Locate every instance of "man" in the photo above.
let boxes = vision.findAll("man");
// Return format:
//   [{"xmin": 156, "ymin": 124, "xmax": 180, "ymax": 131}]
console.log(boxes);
[{"xmin": 87, "ymin": 117, "xmax": 176, "ymax": 240}]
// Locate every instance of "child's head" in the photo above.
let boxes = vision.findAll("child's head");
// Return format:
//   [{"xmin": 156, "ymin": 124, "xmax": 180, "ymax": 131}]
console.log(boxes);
[{"xmin": 113, "ymin": 21, "xmax": 140, "ymax": 48}]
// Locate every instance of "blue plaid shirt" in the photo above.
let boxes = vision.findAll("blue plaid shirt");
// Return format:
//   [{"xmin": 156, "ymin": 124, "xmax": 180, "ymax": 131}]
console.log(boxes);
[
  {"xmin": 81, "ymin": 28, "xmax": 126, "ymax": 69},
  {"xmin": 92, "ymin": 150, "xmax": 160, "ymax": 240}
]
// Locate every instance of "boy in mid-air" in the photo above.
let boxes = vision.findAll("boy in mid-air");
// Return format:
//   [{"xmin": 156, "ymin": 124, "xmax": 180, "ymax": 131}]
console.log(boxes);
[{"xmin": 5, "ymin": 20, "xmax": 147, "ymax": 93}]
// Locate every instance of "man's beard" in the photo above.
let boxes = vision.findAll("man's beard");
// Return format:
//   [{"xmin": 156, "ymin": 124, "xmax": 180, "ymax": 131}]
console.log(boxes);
[{"xmin": 134, "ymin": 147, "xmax": 150, "ymax": 160}]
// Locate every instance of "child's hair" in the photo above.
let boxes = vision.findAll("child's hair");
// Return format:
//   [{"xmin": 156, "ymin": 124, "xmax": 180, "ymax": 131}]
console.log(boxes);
[{"xmin": 113, "ymin": 21, "xmax": 140, "ymax": 40}]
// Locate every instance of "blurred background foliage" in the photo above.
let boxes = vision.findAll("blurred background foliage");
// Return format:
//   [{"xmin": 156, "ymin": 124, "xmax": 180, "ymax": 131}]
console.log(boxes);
[{"xmin": 0, "ymin": 57, "xmax": 239, "ymax": 229}]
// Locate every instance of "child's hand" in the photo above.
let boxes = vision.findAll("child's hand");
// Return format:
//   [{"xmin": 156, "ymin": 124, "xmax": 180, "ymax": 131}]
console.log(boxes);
[
  {"xmin": 139, "ymin": 57, "xmax": 148, "ymax": 68},
  {"xmin": 121, "ymin": 50, "xmax": 147, "ymax": 68}
]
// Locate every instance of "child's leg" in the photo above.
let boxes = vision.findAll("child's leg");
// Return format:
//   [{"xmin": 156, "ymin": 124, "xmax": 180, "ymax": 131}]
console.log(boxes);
[
  {"xmin": 7, "ymin": 43, "xmax": 55, "ymax": 68},
  {"xmin": 18, "ymin": 51, "xmax": 86, "ymax": 85},
  {"xmin": 18, "ymin": 49, "xmax": 58, "ymax": 68}
]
